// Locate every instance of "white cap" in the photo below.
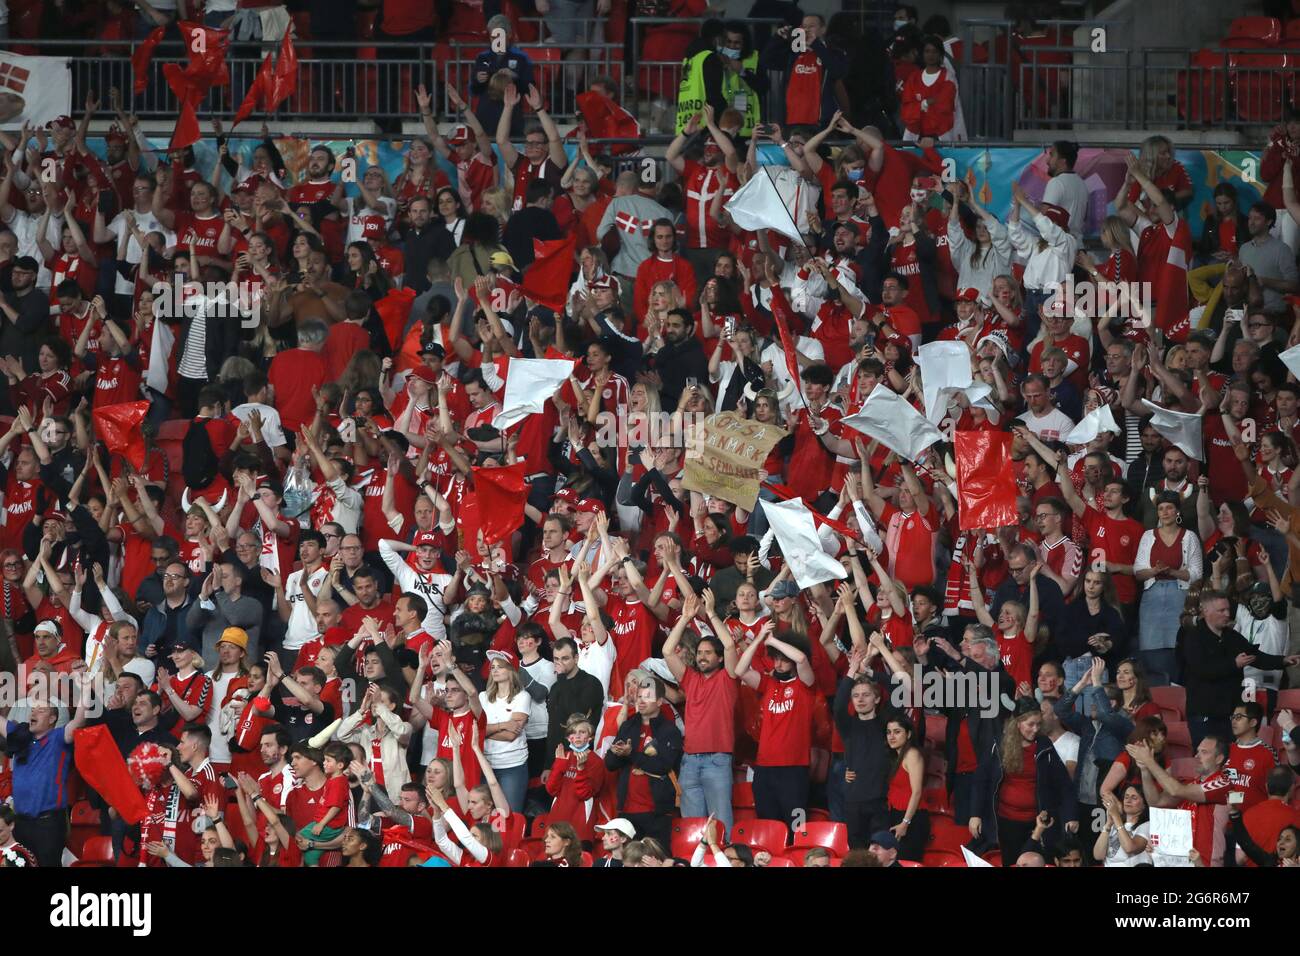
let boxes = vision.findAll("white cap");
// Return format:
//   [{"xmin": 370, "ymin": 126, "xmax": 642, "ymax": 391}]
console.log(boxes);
[
  {"xmin": 33, "ymin": 620, "xmax": 60, "ymax": 637},
  {"xmin": 595, "ymin": 818, "xmax": 636, "ymax": 839},
  {"xmin": 121, "ymin": 657, "xmax": 157, "ymax": 687}
]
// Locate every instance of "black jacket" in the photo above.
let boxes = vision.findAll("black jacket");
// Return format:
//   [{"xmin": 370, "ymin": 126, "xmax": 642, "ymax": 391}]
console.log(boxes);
[
  {"xmin": 604, "ymin": 712, "xmax": 683, "ymax": 817},
  {"xmin": 832, "ymin": 677, "xmax": 891, "ymax": 803},
  {"xmin": 651, "ymin": 335, "xmax": 709, "ymax": 411},
  {"xmin": 971, "ymin": 734, "xmax": 1076, "ymax": 850},
  {"xmin": 545, "ymin": 668, "xmax": 605, "ymax": 756},
  {"xmin": 1180, "ymin": 620, "xmax": 1288, "ymax": 722}
]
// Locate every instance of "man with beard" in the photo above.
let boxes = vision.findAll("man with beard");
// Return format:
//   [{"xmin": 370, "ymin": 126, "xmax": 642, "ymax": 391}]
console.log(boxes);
[
  {"xmin": 1041, "ymin": 141, "xmax": 1088, "ymax": 240},
  {"xmin": 634, "ymin": 220, "xmax": 698, "ymax": 321},
  {"xmin": 645, "ymin": 308, "xmax": 709, "ymax": 412},
  {"xmin": 666, "ymin": 106, "xmax": 739, "ymax": 281},
  {"xmin": 250, "ymin": 724, "xmax": 296, "ymax": 811},
  {"xmin": 735, "ymin": 622, "xmax": 816, "ymax": 835},
  {"xmin": 1139, "ymin": 446, "xmax": 1199, "ymax": 529},
  {"xmin": 0, "ymin": 255, "xmax": 50, "ymax": 371}
]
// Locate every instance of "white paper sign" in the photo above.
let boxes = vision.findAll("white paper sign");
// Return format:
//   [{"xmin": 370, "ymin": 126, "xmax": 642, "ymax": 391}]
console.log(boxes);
[
  {"xmin": 840, "ymin": 385, "xmax": 944, "ymax": 462},
  {"xmin": 494, "ymin": 358, "xmax": 575, "ymax": 431},
  {"xmin": 1149, "ymin": 807, "xmax": 1194, "ymax": 864},
  {"xmin": 760, "ymin": 498, "xmax": 848, "ymax": 589}
]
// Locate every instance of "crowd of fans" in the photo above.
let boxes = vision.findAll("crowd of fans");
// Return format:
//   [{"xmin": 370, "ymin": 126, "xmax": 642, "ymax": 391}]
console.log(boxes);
[{"xmin": 1, "ymin": 2, "xmax": 1300, "ymax": 873}]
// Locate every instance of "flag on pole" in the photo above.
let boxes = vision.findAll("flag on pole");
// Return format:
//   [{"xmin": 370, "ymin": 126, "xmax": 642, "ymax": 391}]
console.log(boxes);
[
  {"xmin": 841, "ymin": 385, "xmax": 944, "ymax": 462},
  {"xmin": 74, "ymin": 726, "xmax": 149, "ymax": 826},
  {"xmin": 760, "ymin": 498, "xmax": 848, "ymax": 589},
  {"xmin": 521, "ymin": 234, "xmax": 576, "ymax": 311},
  {"xmin": 1141, "ymin": 399, "xmax": 1204, "ymax": 460},
  {"xmin": 767, "ymin": 285, "xmax": 805, "ymax": 400},
  {"xmin": 131, "ymin": 27, "xmax": 167, "ymax": 95},
  {"xmin": 724, "ymin": 167, "xmax": 805, "ymax": 245},
  {"xmin": 232, "ymin": 52, "xmax": 274, "ymax": 129},
  {"xmin": 954, "ymin": 430, "xmax": 1019, "ymax": 531},
  {"xmin": 494, "ymin": 358, "xmax": 574, "ymax": 431},
  {"xmin": 268, "ymin": 29, "xmax": 299, "ymax": 110}
]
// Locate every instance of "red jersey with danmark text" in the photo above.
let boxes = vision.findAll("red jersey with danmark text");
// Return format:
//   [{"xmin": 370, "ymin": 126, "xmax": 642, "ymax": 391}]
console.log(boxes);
[
  {"xmin": 605, "ymin": 595, "xmax": 659, "ymax": 692},
  {"xmin": 1225, "ymin": 739, "xmax": 1276, "ymax": 811},
  {"xmin": 756, "ymin": 674, "xmax": 814, "ymax": 767},
  {"xmin": 173, "ymin": 211, "xmax": 224, "ymax": 254},
  {"xmin": 680, "ymin": 160, "xmax": 736, "ymax": 249}
]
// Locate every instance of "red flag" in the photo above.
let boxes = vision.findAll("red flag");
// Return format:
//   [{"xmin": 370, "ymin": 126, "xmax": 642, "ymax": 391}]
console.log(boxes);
[
  {"xmin": 767, "ymin": 284, "xmax": 804, "ymax": 399},
  {"xmin": 92, "ymin": 400, "xmax": 150, "ymax": 469},
  {"xmin": 169, "ymin": 96, "xmax": 202, "ymax": 150},
  {"xmin": 472, "ymin": 463, "xmax": 529, "ymax": 545},
  {"xmin": 955, "ymin": 430, "xmax": 1019, "ymax": 531},
  {"xmin": 268, "ymin": 29, "xmax": 299, "ymax": 110},
  {"xmin": 468, "ymin": 274, "xmax": 520, "ymax": 311},
  {"xmin": 132, "ymin": 26, "xmax": 167, "ymax": 95},
  {"xmin": 73, "ymin": 726, "xmax": 149, "ymax": 826},
  {"xmin": 374, "ymin": 287, "xmax": 417, "ymax": 352},
  {"xmin": 232, "ymin": 52, "xmax": 274, "ymax": 129},
  {"xmin": 575, "ymin": 90, "xmax": 641, "ymax": 156},
  {"xmin": 521, "ymin": 234, "xmax": 576, "ymax": 311},
  {"xmin": 176, "ymin": 21, "xmax": 231, "ymax": 87}
]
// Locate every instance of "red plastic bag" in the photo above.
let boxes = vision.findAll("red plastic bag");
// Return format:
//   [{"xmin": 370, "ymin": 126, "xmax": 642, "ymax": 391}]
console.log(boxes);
[
  {"xmin": 472, "ymin": 463, "xmax": 529, "ymax": 546},
  {"xmin": 955, "ymin": 430, "xmax": 1018, "ymax": 531},
  {"xmin": 92, "ymin": 400, "xmax": 150, "ymax": 470}
]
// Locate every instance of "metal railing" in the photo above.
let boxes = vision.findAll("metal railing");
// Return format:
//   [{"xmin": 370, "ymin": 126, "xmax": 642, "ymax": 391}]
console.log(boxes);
[
  {"xmin": 441, "ymin": 41, "xmax": 625, "ymax": 124},
  {"xmin": 958, "ymin": 17, "xmax": 1300, "ymax": 137}
]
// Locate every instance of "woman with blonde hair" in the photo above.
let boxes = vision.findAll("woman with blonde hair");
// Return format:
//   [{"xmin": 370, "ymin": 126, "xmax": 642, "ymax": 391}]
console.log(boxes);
[
  {"xmin": 478, "ymin": 649, "xmax": 532, "ymax": 818},
  {"xmin": 970, "ymin": 697, "xmax": 1076, "ymax": 864},
  {"xmin": 1125, "ymin": 134, "xmax": 1192, "ymax": 209},
  {"xmin": 644, "ymin": 279, "xmax": 684, "ymax": 345},
  {"xmin": 479, "ymin": 186, "xmax": 511, "ymax": 229}
]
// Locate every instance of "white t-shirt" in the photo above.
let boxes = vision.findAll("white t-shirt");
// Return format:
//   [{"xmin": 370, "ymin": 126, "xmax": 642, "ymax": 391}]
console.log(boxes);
[
  {"xmin": 519, "ymin": 657, "xmax": 556, "ymax": 740},
  {"xmin": 3, "ymin": 207, "xmax": 62, "ymax": 288},
  {"xmin": 1052, "ymin": 730, "xmax": 1080, "ymax": 769},
  {"xmin": 1104, "ymin": 821, "xmax": 1152, "ymax": 867},
  {"xmin": 106, "ymin": 208, "xmax": 172, "ymax": 295},
  {"xmin": 207, "ymin": 670, "xmax": 240, "ymax": 763},
  {"xmin": 231, "ymin": 402, "xmax": 287, "ymax": 448},
  {"xmin": 578, "ymin": 637, "xmax": 615, "ymax": 699},
  {"xmin": 1042, "ymin": 171, "xmax": 1089, "ymax": 238},
  {"xmin": 1023, "ymin": 406, "xmax": 1076, "ymax": 443},
  {"xmin": 478, "ymin": 690, "xmax": 531, "ymax": 769},
  {"xmin": 283, "ymin": 566, "xmax": 328, "ymax": 651}
]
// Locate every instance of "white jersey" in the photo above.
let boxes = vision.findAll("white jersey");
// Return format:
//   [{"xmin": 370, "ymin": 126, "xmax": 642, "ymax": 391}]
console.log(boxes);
[
  {"xmin": 283, "ymin": 566, "xmax": 328, "ymax": 651},
  {"xmin": 379, "ymin": 540, "xmax": 455, "ymax": 639}
]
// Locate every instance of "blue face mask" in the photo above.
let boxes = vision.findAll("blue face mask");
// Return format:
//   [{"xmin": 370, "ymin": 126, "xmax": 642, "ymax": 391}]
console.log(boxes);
[
  {"xmin": 894, "ymin": 19, "xmax": 910, "ymax": 31},
  {"xmin": 569, "ymin": 741, "xmax": 591, "ymax": 753},
  {"xmin": 847, "ymin": 168, "xmax": 864, "ymax": 182},
  {"xmin": 719, "ymin": 46, "xmax": 741, "ymax": 59}
]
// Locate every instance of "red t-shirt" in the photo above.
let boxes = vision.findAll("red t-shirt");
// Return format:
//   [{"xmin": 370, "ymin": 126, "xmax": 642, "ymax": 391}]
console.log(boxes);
[
  {"xmin": 996, "ymin": 742, "xmax": 1038, "ymax": 822},
  {"xmin": 679, "ymin": 667, "xmax": 739, "ymax": 755},
  {"xmin": 755, "ymin": 674, "xmax": 814, "ymax": 768},
  {"xmin": 1184, "ymin": 771, "xmax": 1231, "ymax": 864},
  {"xmin": 605, "ymin": 595, "xmax": 659, "ymax": 692},
  {"xmin": 1081, "ymin": 508, "xmax": 1143, "ymax": 605},
  {"xmin": 322, "ymin": 322, "xmax": 371, "ymax": 384},
  {"xmin": 173, "ymin": 211, "xmax": 224, "ymax": 254},
  {"xmin": 267, "ymin": 348, "xmax": 328, "ymax": 432},
  {"xmin": 997, "ymin": 631, "xmax": 1033, "ymax": 688},
  {"xmin": 1224, "ymin": 739, "xmax": 1277, "ymax": 811},
  {"xmin": 880, "ymin": 502, "xmax": 937, "ymax": 589}
]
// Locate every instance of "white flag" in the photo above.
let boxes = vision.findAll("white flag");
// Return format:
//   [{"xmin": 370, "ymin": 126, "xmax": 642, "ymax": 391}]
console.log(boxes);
[
  {"xmin": 145, "ymin": 310, "xmax": 175, "ymax": 395},
  {"xmin": 1281, "ymin": 343, "xmax": 1300, "ymax": 381},
  {"xmin": 841, "ymin": 384, "xmax": 944, "ymax": 462},
  {"xmin": 724, "ymin": 169, "xmax": 804, "ymax": 245},
  {"xmin": 851, "ymin": 501, "xmax": 884, "ymax": 553},
  {"xmin": 494, "ymin": 358, "xmax": 575, "ymax": 431},
  {"xmin": 961, "ymin": 846, "xmax": 993, "ymax": 867},
  {"xmin": 760, "ymin": 499, "xmax": 848, "ymax": 589},
  {"xmin": 1141, "ymin": 399, "xmax": 1203, "ymax": 461},
  {"xmin": 0, "ymin": 54, "xmax": 72, "ymax": 128},
  {"xmin": 1064, "ymin": 404, "xmax": 1120, "ymax": 446},
  {"xmin": 918, "ymin": 341, "xmax": 974, "ymax": 425}
]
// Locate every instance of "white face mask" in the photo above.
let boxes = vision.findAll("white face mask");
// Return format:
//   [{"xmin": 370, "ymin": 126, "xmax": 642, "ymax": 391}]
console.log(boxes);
[
  {"xmin": 910, "ymin": 189, "xmax": 928, "ymax": 204},
  {"xmin": 719, "ymin": 46, "xmax": 741, "ymax": 59},
  {"xmin": 894, "ymin": 19, "xmax": 910, "ymax": 31}
]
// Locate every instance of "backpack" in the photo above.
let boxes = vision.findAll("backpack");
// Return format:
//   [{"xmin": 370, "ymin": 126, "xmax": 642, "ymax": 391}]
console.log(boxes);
[{"xmin": 181, "ymin": 418, "xmax": 220, "ymax": 490}]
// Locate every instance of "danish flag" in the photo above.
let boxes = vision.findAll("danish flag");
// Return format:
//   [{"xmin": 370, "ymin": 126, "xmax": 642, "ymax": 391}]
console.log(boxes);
[{"xmin": 614, "ymin": 211, "xmax": 651, "ymax": 237}]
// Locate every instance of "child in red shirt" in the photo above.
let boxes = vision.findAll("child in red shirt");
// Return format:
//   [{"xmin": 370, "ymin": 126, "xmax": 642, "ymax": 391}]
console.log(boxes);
[{"xmin": 302, "ymin": 742, "xmax": 352, "ymax": 866}]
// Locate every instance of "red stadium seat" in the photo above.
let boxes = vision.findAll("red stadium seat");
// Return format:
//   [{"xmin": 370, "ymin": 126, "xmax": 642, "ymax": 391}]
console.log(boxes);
[
  {"xmin": 1230, "ymin": 52, "xmax": 1295, "ymax": 122},
  {"xmin": 498, "ymin": 813, "xmax": 526, "ymax": 852},
  {"xmin": 519, "ymin": 838, "xmax": 546, "ymax": 861},
  {"xmin": 921, "ymin": 848, "xmax": 965, "ymax": 867},
  {"xmin": 806, "ymin": 807, "xmax": 831, "ymax": 823},
  {"xmin": 72, "ymin": 836, "xmax": 114, "ymax": 867},
  {"xmin": 1286, "ymin": 19, "xmax": 1300, "ymax": 44},
  {"xmin": 670, "ymin": 816, "xmax": 711, "ymax": 859},
  {"xmin": 67, "ymin": 800, "xmax": 100, "ymax": 858},
  {"xmin": 732, "ymin": 780, "xmax": 755, "ymax": 809},
  {"xmin": 927, "ymin": 818, "xmax": 971, "ymax": 853},
  {"xmin": 1273, "ymin": 689, "xmax": 1300, "ymax": 714},
  {"xmin": 1150, "ymin": 686, "xmax": 1186, "ymax": 723},
  {"xmin": 791, "ymin": 821, "xmax": 849, "ymax": 858},
  {"xmin": 921, "ymin": 788, "xmax": 951, "ymax": 815},
  {"xmin": 898, "ymin": 859, "xmax": 924, "ymax": 867},
  {"xmin": 730, "ymin": 819, "xmax": 790, "ymax": 854},
  {"xmin": 1225, "ymin": 16, "xmax": 1283, "ymax": 46},
  {"xmin": 506, "ymin": 848, "xmax": 531, "ymax": 867},
  {"xmin": 521, "ymin": 46, "xmax": 563, "ymax": 101},
  {"xmin": 1164, "ymin": 721, "xmax": 1192, "ymax": 760},
  {"xmin": 529, "ymin": 815, "xmax": 551, "ymax": 837},
  {"xmin": 732, "ymin": 807, "xmax": 757, "ymax": 821}
]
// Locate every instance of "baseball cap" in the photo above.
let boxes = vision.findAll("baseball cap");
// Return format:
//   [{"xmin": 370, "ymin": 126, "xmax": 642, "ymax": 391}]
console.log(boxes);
[
  {"xmin": 486, "ymin": 649, "xmax": 517, "ymax": 668},
  {"xmin": 120, "ymin": 658, "xmax": 157, "ymax": 686},
  {"xmin": 48, "ymin": 115, "xmax": 74, "ymax": 130},
  {"xmin": 409, "ymin": 366, "xmax": 438, "ymax": 383},
  {"xmin": 490, "ymin": 251, "xmax": 516, "ymax": 270},
  {"xmin": 44, "ymin": 510, "xmax": 69, "ymax": 524},
  {"xmin": 770, "ymin": 579, "xmax": 800, "ymax": 600},
  {"xmin": 595, "ymin": 818, "xmax": 636, "ymax": 840},
  {"xmin": 218, "ymin": 627, "xmax": 249, "ymax": 651},
  {"xmin": 232, "ymin": 181, "xmax": 255, "ymax": 194},
  {"xmin": 553, "ymin": 487, "xmax": 580, "ymax": 505},
  {"xmin": 448, "ymin": 125, "xmax": 471, "ymax": 146},
  {"xmin": 590, "ymin": 275, "xmax": 617, "ymax": 291},
  {"xmin": 576, "ymin": 498, "xmax": 605, "ymax": 515},
  {"xmin": 419, "ymin": 341, "xmax": 446, "ymax": 358},
  {"xmin": 955, "ymin": 287, "xmax": 980, "ymax": 302},
  {"xmin": 412, "ymin": 531, "xmax": 440, "ymax": 548},
  {"xmin": 869, "ymin": 831, "xmax": 899, "ymax": 851}
]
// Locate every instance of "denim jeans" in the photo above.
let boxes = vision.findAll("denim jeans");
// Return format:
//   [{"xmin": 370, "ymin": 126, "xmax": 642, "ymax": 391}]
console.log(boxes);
[
  {"xmin": 679, "ymin": 752, "xmax": 733, "ymax": 837},
  {"xmin": 492, "ymin": 762, "xmax": 530, "ymax": 818}
]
